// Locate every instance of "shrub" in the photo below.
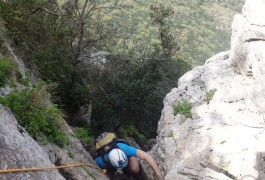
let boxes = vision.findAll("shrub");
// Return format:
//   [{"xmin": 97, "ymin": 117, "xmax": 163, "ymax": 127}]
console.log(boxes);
[
  {"xmin": 91, "ymin": 55, "xmax": 191, "ymax": 138},
  {"xmin": 0, "ymin": 81, "xmax": 69, "ymax": 147},
  {"xmin": 173, "ymin": 100, "xmax": 192, "ymax": 118},
  {"xmin": 74, "ymin": 127, "xmax": 94, "ymax": 143},
  {"xmin": 119, "ymin": 124, "xmax": 147, "ymax": 148},
  {"xmin": 0, "ymin": 57, "xmax": 15, "ymax": 87}
]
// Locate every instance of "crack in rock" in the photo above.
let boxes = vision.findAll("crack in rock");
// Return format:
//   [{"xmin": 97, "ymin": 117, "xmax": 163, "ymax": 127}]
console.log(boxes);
[
  {"xmin": 178, "ymin": 170, "xmax": 199, "ymax": 180},
  {"xmin": 244, "ymin": 38, "xmax": 265, "ymax": 43},
  {"xmin": 200, "ymin": 162, "xmax": 237, "ymax": 180}
]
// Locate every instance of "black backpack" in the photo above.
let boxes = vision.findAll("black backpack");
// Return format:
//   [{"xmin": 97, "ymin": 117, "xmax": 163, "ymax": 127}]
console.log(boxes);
[
  {"xmin": 95, "ymin": 132, "xmax": 130, "ymax": 178},
  {"xmin": 95, "ymin": 132, "xmax": 129, "ymax": 157}
]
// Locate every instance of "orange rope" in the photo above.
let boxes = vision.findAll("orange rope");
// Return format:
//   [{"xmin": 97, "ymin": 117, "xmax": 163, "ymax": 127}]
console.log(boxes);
[{"xmin": 0, "ymin": 163, "xmax": 101, "ymax": 173}]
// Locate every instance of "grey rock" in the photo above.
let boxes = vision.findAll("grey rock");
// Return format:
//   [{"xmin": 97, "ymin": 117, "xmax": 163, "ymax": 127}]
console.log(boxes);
[
  {"xmin": 0, "ymin": 106, "xmax": 65, "ymax": 180},
  {"xmin": 150, "ymin": 0, "xmax": 265, "ymax": 179},
  {"xmin": 71, "ymin": 104, "xmax": 92, "ymax": 127},
  {"xmin": 0, "ymin": 105, "xmax": 108, "ymax": 180}
]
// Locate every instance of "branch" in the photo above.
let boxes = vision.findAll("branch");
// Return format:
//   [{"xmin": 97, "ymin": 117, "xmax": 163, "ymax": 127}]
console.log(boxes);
[
  {"xmin": 81, "ymin": 0, "xmax": 89, "ymax": 18},
  {"xmin": 32, "ymin": 7, "xmax": 58, "ymax": 16}
]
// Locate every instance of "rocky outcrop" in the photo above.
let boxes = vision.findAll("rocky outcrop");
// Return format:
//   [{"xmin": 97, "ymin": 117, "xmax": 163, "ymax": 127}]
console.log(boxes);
[
  {"xmin": 0, "ymin": 106, "xmax": 64, "ymax": 180},
  {"xmin": 79, "ymin": 49, "xmax": 109, "ymax": 68},
  {"xmin": 151, "ymin": 0, "xmax": 265, "ymax": 179},
  {"xmin": 71, "ymin": 104, "xmax": 92, "ymax": 127},
  {"xmin": 0, "ymin": 43, "xmax": 108, "ymax": 179},
  {"xmin": 0, "ymin": 105, "xmax": 108, "ymax": 180}
]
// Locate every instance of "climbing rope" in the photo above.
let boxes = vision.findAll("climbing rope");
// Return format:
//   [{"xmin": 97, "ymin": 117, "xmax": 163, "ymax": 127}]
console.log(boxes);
[
  {"xmin": 0, "ymin": 163, "xmax": 100, "ymax": 173},
  {"xmin": 0, "ymin": 163, "xmax": 110, "ymax": 179}
]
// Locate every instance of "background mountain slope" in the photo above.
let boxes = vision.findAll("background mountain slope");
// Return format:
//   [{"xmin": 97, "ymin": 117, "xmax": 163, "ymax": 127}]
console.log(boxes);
[{"xmin": 99, "ymin": 0, "xmax": 245, "ymax": 66}]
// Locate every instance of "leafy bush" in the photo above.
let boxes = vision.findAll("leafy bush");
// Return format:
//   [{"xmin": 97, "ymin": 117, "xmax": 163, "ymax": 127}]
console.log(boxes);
[
  {"xmin": 74, "ymin": 127, "xmax": 95, "ymax": 143},
  {"xmin": 173, "ymin": 100, "xmax": 192, "ymax": 118},
  {"xmin": 0, "ymin": 57, "xmax": 15, "ymax": 87},
  {"xmin": 0, "ymin": 82, "xmax": 69, "ymax": 147},
  {"xmin": 91, "ymin": 54, "xmax": 191, "ymax": 138},
  {"xmin": 119, "ymin": 124, "xmax": 147, "ymax": 148}
]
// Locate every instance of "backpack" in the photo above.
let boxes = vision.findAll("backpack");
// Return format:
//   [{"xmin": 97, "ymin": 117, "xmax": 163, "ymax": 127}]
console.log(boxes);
[
  {"xmin": 95, "ymin": 132, "xmax": 129, "ymax": 157},
  {"xmin": 95, "ymin": 132, "xmax": 132, "ymax": 179}
]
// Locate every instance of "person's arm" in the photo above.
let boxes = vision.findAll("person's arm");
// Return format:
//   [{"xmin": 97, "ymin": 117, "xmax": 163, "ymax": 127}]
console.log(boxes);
[{"xmin": 136, "ymin": 149, "xmax": 164, "ymax": 180}]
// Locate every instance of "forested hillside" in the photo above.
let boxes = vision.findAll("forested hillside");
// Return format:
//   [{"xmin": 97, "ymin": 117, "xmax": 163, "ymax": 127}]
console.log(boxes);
[
  {"xmin": 99, "ymin": 0, "xmax": 244, "ymax": 66},
  {"xmin": 0, "ymin": 0, "xmax": 244, "ymax": 145}
]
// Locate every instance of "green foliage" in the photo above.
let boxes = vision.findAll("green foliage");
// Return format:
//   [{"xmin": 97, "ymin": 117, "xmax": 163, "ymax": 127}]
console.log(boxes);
[
  {"xmin": 21, "ymin": 70, "xmax": 31, "ymax": 86},
  {"xmin": 150, "ymin": 3, "xmax": 180, "ymax": 57},
  {"xmin": 206, "ymin": 88, "xmax": 217, "ymax": 104},
  {"xmin": 99, "ymin": 0, "xmax": 244, "ymax": 66},
  {"xmin": 91, "ymin": 54, "xmax": 191, "ymax": 137},
  {"xmin": 0, "ymin": 0, "xmax": 109, "ymax": 114},
  {"xmin": 173, "ymin": 101, "xmax": 192, "ymax": 118},
  {"xmin": 119, "ymin": 124, "xmax": 147, "ymax": 148},
  {"xmin": 0, "ymin": 82, "xmax": 69, "ymax": 147},
  {"xmin": 0, "ymin": 17, "xmax": 7, "ymax": 38},
  {"xmin": 0, "ymin": 57, "xmax": 15, "ymax": 87},
  {"xmin": 89, "ymin": 2, "xmax": 191, "ymax": 137},
  {"xmin": 0, "ymin": 0, "xmax": 243, "ymax": 140},
  {"xmin": 0, "ymin": 0, "xmax": 74, "ymax": 109},
  {"xmin": 74, "ymin": 127, "xmax": 94, "ymax": 143},
  {"xmin": 150, "ymin": 3, "xmax": 174, "ymax": 25}
]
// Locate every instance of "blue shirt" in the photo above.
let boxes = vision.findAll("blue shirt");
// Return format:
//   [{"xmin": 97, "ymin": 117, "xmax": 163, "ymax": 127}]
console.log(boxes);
[{"xmin": 96, "ymin": 143, "xmax": 137, "ymax": 169}]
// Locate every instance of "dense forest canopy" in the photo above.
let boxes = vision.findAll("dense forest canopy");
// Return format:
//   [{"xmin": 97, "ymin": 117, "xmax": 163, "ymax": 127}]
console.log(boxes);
[
  {"xmin": 0, "ymin": 0, "xmax": 244, "ymax": 144},
  {"xmin": 96, "ymin": 0, "xmax": 244, "ymax": 66}
]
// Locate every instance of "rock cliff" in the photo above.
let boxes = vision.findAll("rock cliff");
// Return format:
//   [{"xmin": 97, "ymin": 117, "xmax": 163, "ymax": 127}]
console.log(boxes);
[
  {"xmin": 151, "ymin": 0, "xmax": 265, "ymax": 179},
  {"xmin": 0, "ymin": 44, "xmax": 108, "ymax": 179},
  {"xmin": 0, "ymin": 104, "xmax": 108, "ymax": 180}
]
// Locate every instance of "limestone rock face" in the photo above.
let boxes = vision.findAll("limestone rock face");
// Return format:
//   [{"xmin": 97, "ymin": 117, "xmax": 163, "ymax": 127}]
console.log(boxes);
[
  {"xmin": 0, "ymin": 41, "xmax": 108, "ymax": 180},
  {"xmin": 151, "ymin": 0, "xmax": 265, "ymax": 179},
  {"xmin": 243, "ymin": 0, "xmax": 265, "ymax": 26},
  {"xmin": 0, "ymin": 106, "xmax": 64, "ymax": 180},
  {"xmin": 0, "ymin": 106, "xmax": 107, "ymax": 180}
]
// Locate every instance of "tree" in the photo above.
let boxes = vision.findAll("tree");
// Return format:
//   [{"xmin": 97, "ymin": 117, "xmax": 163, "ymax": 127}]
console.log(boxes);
[
  {"xmin": 86, "ymin": 2, "xmax": 191, "ymax": 138},
  {"xmin": 150, "ymin": 3, "xmax": 180, "ymax": 58},
  {"xmin": 0, "ymin": 0, "xmax": 109, "ymax": 114},
  {"xmin": 0, "ymin": 0, "xmax": 191, "ymax": 139}
]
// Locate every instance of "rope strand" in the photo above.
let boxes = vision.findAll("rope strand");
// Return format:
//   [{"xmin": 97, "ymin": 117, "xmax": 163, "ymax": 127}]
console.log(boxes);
[{"xmin": 0, "ymin": 163, "xmax": 100, "ymax": 173}]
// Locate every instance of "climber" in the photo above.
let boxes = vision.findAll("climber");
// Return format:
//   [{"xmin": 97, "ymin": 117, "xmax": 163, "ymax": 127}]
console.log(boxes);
[{"xmin": 95, "ymin": 132, "xmax": 164, "ymax": 180}]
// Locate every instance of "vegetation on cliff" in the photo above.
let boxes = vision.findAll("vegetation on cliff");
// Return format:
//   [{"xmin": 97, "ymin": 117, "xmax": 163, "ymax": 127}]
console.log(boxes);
[{"xmin": 0, "ymin": 0, "xmax": 243, "ymax": 141}]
